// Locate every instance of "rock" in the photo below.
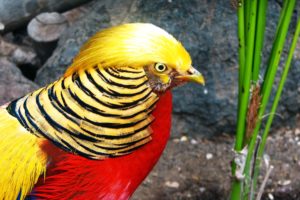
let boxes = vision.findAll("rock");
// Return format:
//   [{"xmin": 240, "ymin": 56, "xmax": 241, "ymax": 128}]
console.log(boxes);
[
  {"xmin": 0, "ymin": 37, "xmax": 17, "ymax": 56},
  {"xmin": 206, "ymin": 153, "xmax": 213, "ymax": 160},
  {"xmin": 268, "ymin": 193, "xmax": 275, "ymax": 200},
  {"xmin": 0, "ymin": 58, "xmax": 38, "ymax": 105},
  {"xmin": 27, "ymin": 12, "xmax": 68, "ymax": 42},
  {"xmin": 35, "ymin": 0, "xmax": 300, "ymax": 137},
  {"xmin": 0, "ymin": 22, "xmax": 4, "ymax": 31},
  {"xmin": 164, "ymin": 181, "xmax": 180, "ymax": 189},
  {"xmin": 180, "ymin": 136, "xmax": 188, "ymax": 142},
  {"xmin": 0, "ymin": 36, "xmax": 39, "ymax": 66},
  {"xmin": 27, "ymin": 12, "xmax": 68, "ymax": 63},
  {"xmin": 0, "ymin": 0, "xmax": 92, "ymax": 33},
  {"xmin": 278, "ymin": 180, "xmax": 291, "ymax": 186},
  {"xmin": 190, "ymin": 139, "xmax": 198, "ymax": 145},
  {"xmin": 35, "ymin": 4, "xmax": 110, "ymax": 86},
  {"xmin": 63, "ymin": 6, "xmax": 89, "ymax": 25},
  {"xmin": 11, "ymin": 47, "xmax": 39, "ymax": 66}
]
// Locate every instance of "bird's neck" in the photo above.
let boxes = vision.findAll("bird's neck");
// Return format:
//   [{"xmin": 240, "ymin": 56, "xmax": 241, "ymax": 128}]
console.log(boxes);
[{"xmin": 33, "ymin": 91, "xmax": 172, "ymax": 199}]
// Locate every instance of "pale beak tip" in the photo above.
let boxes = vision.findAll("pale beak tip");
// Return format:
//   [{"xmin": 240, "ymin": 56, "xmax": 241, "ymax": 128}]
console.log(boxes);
[{"xmin": 189, "ymin": 66, "xmax": 205, "ymax": 85}]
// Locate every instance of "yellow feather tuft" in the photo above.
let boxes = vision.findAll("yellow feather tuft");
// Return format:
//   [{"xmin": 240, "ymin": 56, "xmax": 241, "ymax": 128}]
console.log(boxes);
[
  {"xmin": 0, "ymin": 108, "xmax": 47, "ymax": 200},
  {"xmin": 65, "ymin": 23, "xmax": 191, "ymax": 77}
]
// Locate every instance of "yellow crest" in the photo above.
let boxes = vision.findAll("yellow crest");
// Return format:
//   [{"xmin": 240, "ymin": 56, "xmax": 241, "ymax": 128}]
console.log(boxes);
[{"xmin": 65, "ymin": 23, "xmax": 191, "ymax": 76}]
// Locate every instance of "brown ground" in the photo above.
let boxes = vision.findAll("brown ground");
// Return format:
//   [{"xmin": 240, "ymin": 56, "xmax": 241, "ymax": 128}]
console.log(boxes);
[{"xmin": 132, "ymin": 126, "xmax": 300, "ymax": 200}]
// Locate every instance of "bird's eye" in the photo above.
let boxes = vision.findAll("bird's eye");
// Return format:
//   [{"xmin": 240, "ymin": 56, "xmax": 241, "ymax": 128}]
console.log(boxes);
[{"xmin": 154, "ymin": 63, "xmax": 167, "ymax": 73}]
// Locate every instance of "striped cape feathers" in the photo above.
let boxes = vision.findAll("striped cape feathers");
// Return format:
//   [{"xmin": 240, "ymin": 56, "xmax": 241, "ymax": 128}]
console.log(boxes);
[{"xmin": 9, "ymin": 66, "xmax": 159, "ymax": 159}]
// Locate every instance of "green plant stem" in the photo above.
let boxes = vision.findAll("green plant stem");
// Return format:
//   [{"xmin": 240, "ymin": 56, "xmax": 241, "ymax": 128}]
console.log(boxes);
[
  {"xmin": 238, "ymin": 0, "xmax": 258, "ymax": 154},
  {"xmin": 231, "ymin": 0, "xmax": 258, "ymax": 199},
  {"xmin": 252, "ymin": 17, "xmax": 300, "ymax": 200},
  {"xmin": 244, "ymin": 0, "xmax": 251, "ymax": 45},
  {"xmin": 236, "ymin": 0, "xmax": 246, "ymax": 154},
  {"xmin": 262, "ymin": 0, "xmax": 289, "ymax": 95},
  {"xmin": 252, "ymin": 0, "xmax": 268, "ymax": 82},
  {"xmin": 231, "ymin": 2, "xmax": 247, "ymax": 196},
  {"xmin": 275, "ymin": 0, "xmax": 289, "ymax": 38},
  {"xmin": 245, "ymin": 0, "xmax": 268, "ymax": 196},
  {"xmin": 242, "ymin": 0, "xmax": 296, "ymax": 199}
]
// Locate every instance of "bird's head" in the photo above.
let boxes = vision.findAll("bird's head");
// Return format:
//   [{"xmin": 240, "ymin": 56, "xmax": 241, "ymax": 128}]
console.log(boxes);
[{"xmin": 65, "ymin": 23, "xmax": 205, "ymax": 93}]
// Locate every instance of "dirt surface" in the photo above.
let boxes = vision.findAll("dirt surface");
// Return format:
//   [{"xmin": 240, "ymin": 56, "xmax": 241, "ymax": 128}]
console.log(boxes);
[{"xmin": 132, "ymin": 126, "xmax": 300, "ymax": 200}]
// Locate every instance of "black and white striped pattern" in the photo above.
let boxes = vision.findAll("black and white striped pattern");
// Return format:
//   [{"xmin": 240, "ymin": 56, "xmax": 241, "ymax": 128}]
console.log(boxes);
[{"xmin": 8, "ymin": 66, "xmax": 159, "ymax": 159}]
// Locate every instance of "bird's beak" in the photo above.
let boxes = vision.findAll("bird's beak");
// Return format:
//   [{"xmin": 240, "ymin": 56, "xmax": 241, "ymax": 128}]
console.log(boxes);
[{"xmin": 176, "ymin": 66, "xmax": 205, "ymax": 85}]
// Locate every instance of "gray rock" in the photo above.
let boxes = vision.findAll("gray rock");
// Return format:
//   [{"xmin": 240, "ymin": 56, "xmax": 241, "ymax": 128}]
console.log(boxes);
[
  {"xmin": 11, "ymin": 47, "xmax": 39, "ymax": 66},
  {"xmin": 0, "ymin": 37, "xmax": 39, "ymax": 66},
  {"xmin": 0, "ymin": 37, "xmax": 17, "ymax": 56},
  {"xmin": 0, "ymin": 0, "xmax": 92, "ymax": 33},
  {"xmin": 35, "ymin": 0, "xmax": 300, "ymax": 137},
  {"xmin": 0, "ymin": 57, "xmax": 38, "ymax": 105},
  {"xmin": 35, "ymin": 4, "xmax": 110, "ymax": 86},
  {"xmin": 27, "ymin": 12, "xmax": 68, "ymax": 42}
]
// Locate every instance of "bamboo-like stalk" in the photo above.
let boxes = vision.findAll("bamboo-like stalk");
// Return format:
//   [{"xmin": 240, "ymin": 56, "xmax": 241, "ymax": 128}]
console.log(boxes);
[
  {"xmin": 236, "ymin": 0, "xmax": 246, "ymax": 154},
  {"xmin": 242, "ymin": 0, "xmax": 296, "ymax": 199},
  {"xmin": 240, "ymin": 1, "xmax": 258, "ymax": 199},
  {"xmin": 252, "ymin": 0, "xmax": 268, "ymax": 82},
  {"xmin": 231, "ymin": 0, "xmax": 298, "ymax": 199},
  {"xmin": 252, "ymin": 17, "xmax": 300, "ymax": 200},
  {"xmin": 275, "ymin": 0, "xmax": 289, "ymax": 39},
  {"xmin": 244, "ymin": 0, "xmax": 251, "ymax": 46},
  {"xmin": 231, "ymin": 1, "xmax": 247, "ymax": 197},
  {"xmin": 231, "ymin": 0, "xmax": 258, "ymax": 199},
  {"xmin": 237, "ymin": 0, "xmax": 258, "ymax": 153}
]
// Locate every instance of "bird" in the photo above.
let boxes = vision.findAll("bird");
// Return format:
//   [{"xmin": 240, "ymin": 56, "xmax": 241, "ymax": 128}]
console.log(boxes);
[{"xmin": 0, "ymin": 23, "xmax": 204, "ymax": 200}]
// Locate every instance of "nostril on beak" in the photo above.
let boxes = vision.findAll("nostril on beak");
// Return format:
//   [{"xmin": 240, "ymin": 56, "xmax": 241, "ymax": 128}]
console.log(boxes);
[{"xmin": 187, "ymin": 68, "xmax": 195, "ymax": 75}]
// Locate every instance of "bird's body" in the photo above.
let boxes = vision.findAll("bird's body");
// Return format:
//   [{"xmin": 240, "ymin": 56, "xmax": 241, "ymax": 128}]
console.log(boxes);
[
  {"xmin": 0, "ymin": 23, "xmax": 204, "ymax": 200},
  {"xmin": 32, "ymin": 91, "xmax": 172, "ymax": 200}
]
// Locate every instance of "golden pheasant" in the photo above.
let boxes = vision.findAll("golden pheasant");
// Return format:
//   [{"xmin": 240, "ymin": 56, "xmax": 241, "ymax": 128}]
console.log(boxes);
[{"xmin": 0, "ymin": 23, "xmax": 204, "ymax": 200}]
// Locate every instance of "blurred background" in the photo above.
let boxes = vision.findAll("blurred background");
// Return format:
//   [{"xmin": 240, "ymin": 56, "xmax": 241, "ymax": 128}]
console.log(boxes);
[{"xmin": 0, "ymin": 0, "xmax": 300, "ymax": 199}]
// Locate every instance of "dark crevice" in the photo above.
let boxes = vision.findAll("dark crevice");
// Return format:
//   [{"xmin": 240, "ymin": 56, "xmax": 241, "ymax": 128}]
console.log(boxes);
[{"xmin": 17, "ymin": 64, "xmax": 39, "ymax": 81}]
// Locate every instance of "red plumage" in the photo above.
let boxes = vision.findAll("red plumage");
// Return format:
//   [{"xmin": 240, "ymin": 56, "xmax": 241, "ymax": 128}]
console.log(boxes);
[{"xmin": 32, "ymin": 91, "xmax": 172, "ymax": 200}]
